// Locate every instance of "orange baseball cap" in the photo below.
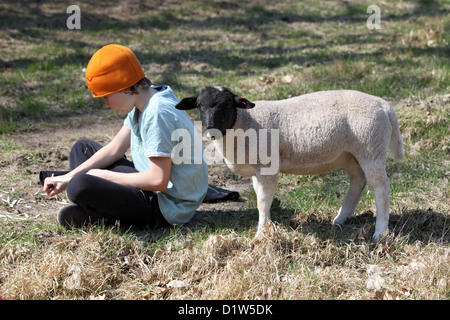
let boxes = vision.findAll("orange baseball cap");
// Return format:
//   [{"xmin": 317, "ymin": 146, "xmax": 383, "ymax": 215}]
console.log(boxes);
[{"xmin": 85, "ymin": 44, "xmax": 145, "ymax": 97}]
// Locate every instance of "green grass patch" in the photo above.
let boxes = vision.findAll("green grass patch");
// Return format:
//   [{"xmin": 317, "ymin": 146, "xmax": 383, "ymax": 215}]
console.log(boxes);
[
  {"xmin": 0, "ymin": 0, "xmax": 448, "ymax": 300},
  {"xmin": 1, "ymin": 0, "xmax": 449, "ymax": 132}
]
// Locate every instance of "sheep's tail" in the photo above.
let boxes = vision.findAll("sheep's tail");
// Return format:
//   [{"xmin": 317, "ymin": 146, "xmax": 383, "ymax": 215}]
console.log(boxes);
[{"xmin": 384, "ymin": 102, "xmax": 405, "ymax": 163}]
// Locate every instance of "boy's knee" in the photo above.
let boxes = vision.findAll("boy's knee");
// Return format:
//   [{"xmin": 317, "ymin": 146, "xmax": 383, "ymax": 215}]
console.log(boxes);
[
  {"xmin": 70, "ymin": 139, "xmax": 96, "ymax": 155},
  {"xmin": 66, "ymin": 173, "xmax": 94, "ymax": 204},
  {"xmin": 69, "ymin": 139, "xmax": 102, "ymax": 170}
]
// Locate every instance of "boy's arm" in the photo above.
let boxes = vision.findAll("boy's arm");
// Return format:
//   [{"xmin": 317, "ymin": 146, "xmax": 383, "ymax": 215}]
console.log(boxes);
[
  {"xmin": 87, "ymin": 156, "xmax": 171, "ymax": 192},
  {"xmin": 43, "ymin": 126, "xmax": 131, "ymax": 197},
  {"xmin": 73, "ymin": 125, "xmax": 131, "ymax": 174}
]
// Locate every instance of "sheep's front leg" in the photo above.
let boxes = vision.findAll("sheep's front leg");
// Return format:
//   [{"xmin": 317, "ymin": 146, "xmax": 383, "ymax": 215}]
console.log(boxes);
[{"xmin": 253, "ymin": 173, "xmax": 279, "ymax": 236}]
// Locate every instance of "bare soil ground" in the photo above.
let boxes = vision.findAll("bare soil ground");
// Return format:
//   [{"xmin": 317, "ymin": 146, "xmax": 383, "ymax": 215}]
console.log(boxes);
[
  {"xmin": 0, "ymin": 109, "xmax": 252, "ymax": 228},
  {"xmin": 0, "ymin": 0, "xmax": 448, "ymax": 301},
  {"xmin": 0, "ymin": 98, "xmax": 449, "ymax": 301}
]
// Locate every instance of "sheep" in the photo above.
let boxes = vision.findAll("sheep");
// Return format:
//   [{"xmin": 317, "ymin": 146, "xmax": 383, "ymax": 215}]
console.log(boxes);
[{"xmin": 175, "ymin": 86, "xmax": 404, "ymax": 241}]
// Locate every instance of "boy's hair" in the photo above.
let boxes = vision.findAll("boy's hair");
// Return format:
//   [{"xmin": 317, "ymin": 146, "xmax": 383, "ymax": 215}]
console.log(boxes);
[{"xmin": 124, "ymin": 77, "xmax": 152, "ymax": 95}]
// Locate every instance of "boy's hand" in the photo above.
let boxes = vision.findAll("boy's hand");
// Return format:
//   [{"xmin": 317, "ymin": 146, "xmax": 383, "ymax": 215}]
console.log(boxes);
[{"xmin": 43, "ymin": 179, "xmax": 68, "ymax": 198}]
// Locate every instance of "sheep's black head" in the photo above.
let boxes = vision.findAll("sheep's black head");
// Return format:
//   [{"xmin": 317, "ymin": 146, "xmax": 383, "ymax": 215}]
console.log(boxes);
[{"xmin": 175, "ymin": 86, "xmax": 255, "ymax": 139}]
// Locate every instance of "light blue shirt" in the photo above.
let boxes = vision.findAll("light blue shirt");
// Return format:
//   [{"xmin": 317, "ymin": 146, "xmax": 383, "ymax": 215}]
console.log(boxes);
[{"xmin": 124, "ymin": 85, "xmax": 208, "ymax": 225}]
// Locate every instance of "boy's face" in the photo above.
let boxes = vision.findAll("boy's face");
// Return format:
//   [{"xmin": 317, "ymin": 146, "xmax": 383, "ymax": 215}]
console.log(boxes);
[{"xmin": 102, "ymin": 91, "xmax": 134, "ymax": 114}]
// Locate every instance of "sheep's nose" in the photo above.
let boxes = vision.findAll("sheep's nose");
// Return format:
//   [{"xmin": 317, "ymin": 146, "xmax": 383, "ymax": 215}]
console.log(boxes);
[
  {"xmin": 204, "ymin": 128, "xmax": 218, "ymax": 141},
  {"xmin": 205, "ymin": 131, "xmax": 215, "ymax": 141}
]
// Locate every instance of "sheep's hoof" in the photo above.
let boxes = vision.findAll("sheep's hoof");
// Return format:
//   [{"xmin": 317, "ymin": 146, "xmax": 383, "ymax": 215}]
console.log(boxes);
[
  {"xmin": 333, "ymin": 207, "xmax": 353, "ymax": 226},
  {"xmin": 372, "ymin": 233, "xmax": 381, "ymax": 242},
  {"xmin": 254, "ymin": 222, "xmax": 276, "ymax": 238},
  {"xmin": 372, "ymin": 229, "xmax": 390, "ymax": 242},
  {"xmin": 254, "ymin": 226, "xmax": 266, "ymax": 238},
  {"xmin": 332, "ymin": 216, "xmax": 350, "ymax": 227}
]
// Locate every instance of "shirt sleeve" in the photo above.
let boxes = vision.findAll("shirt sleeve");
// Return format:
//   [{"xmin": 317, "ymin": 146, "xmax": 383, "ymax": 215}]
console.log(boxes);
[
  {"xmin": 141, "ymin": 109, "xmax": 178, "ymax": 158},
  {"xmin": 124, "ymin": 108, "xmax": 134, "ymax": 130}
]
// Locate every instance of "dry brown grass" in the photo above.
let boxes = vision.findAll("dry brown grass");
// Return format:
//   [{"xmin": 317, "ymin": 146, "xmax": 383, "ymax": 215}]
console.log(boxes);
[
  {"xmin": 1, "ymin": 218, "xmax": 448, "ymax": 300},
  {"xmin": 0, "ymin": 93, "xmax": 448, "ymax": 301},
  {"xmin": 0, "ymin": 0, "xmax": 449, "ymax": 301}
]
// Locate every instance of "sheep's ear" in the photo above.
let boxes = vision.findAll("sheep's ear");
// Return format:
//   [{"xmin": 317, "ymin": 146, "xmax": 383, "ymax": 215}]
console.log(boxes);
[
  {"xmin": 235, "ymin": 96, "xmax": 255, "ymax": 109},
  {"xmin": 175, "ymin": 96, "xmax": 198, "ymax": 110}
]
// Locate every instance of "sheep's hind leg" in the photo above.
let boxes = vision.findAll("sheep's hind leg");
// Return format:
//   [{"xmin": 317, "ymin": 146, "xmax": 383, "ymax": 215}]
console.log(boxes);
[
  {"xmin": 360, "ymin": 161, "xmax": 391, "ymax": 241},
  {"xmin": 333, "ymin": 155, "xmax": 367, "ymax": 227},
  {"xmin": 253, "ymin": 173, "xmax": 279, "ymax": 236}
]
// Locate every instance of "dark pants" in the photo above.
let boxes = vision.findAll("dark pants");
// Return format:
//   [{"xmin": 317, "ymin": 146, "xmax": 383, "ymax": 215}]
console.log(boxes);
[{"xmin": 66, "ymin": 139, "xmax": 170, "ymax": 229}]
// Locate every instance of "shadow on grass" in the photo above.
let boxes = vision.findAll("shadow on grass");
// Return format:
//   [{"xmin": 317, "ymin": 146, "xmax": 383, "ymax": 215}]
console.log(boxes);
[
  {"xmin": 2, "ymin": 0, "xmax": 448, "ymax": 72},
  {"xmin": 43, "ymin": 195, "xmax": 447, "ymax": 249},
  {"xmin": 1, "ymin": 0, "xmax": 448, "ymax": 130},
  {"xmin": 188, "ymin": 204, "xmax": 449, "ymax": 247}
]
